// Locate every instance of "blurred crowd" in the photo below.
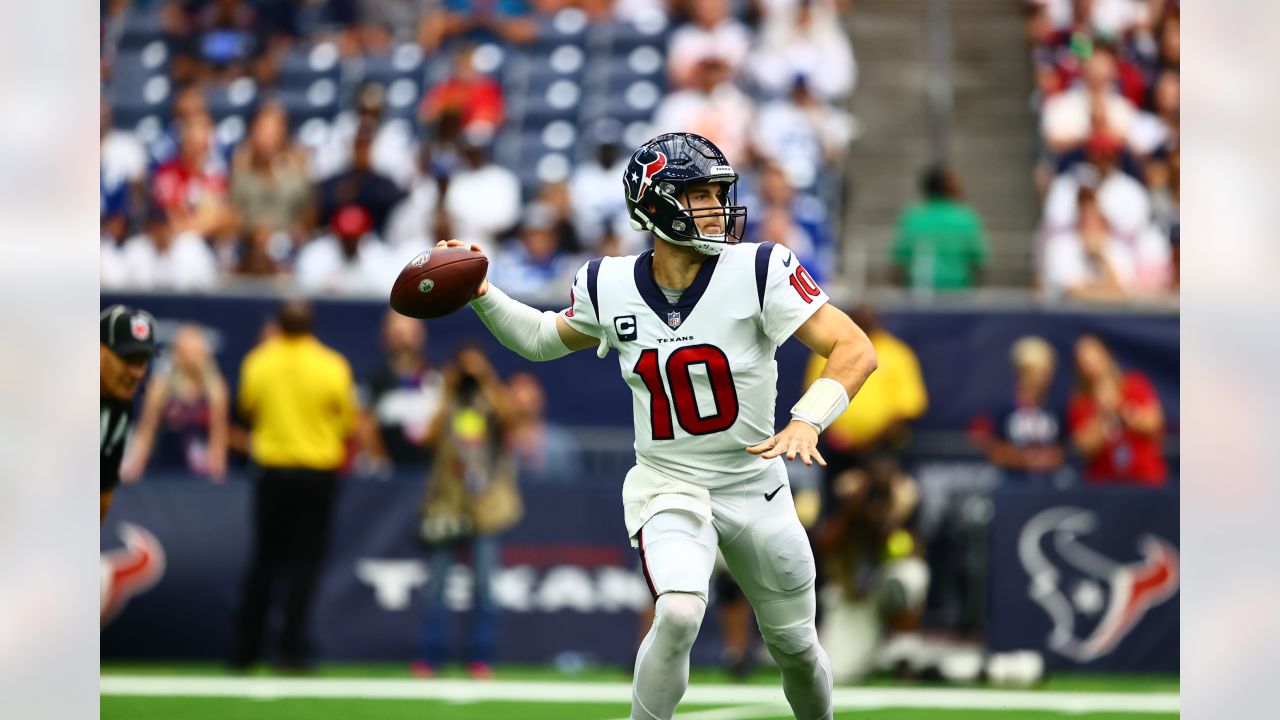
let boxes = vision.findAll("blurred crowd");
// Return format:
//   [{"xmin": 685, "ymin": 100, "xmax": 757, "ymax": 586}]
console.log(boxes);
[
  {"xmin": 100, "ymin": 0, "xmax": 855, "ymax": 296},
  {"xmin": 1024, "ymin": 0, "xmax": 1180, "ymax": 302}
]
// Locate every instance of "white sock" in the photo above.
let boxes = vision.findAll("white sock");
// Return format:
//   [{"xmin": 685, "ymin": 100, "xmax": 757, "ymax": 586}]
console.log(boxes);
[
  {"xmin": 631, "ymin": 593, "xmax": 706, "ymax": 720},
  {"xmin": 769, "ymin": 639, "xmax": 835, "ymax": 720}
]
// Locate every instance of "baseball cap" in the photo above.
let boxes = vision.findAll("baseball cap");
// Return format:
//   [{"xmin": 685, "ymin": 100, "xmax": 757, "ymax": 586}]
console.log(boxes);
[{"xmin": 101, "ymin": 305, "xmax": 157, "ymax": 357}]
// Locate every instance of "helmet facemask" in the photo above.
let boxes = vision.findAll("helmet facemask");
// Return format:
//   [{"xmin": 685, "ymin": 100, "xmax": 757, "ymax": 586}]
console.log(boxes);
[{"xmin": 636, "ymin": 176, "xmax": 747, "ymax": 256}]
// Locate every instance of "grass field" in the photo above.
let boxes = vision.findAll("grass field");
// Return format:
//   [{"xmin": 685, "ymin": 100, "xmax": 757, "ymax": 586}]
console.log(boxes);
[{"xmin": 101, "ymin": 663, "xmax": 1179, "ymax": 719}]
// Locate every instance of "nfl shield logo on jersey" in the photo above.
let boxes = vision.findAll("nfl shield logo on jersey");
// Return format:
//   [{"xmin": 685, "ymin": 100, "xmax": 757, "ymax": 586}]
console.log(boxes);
[{"xmin": 667, "ymin": 310, "xmax": 682, "ymax": 328}]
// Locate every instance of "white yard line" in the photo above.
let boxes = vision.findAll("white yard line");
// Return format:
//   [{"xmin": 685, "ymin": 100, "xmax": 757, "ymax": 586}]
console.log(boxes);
[
  {"xmin": 618, "ymin": 705, "xmax": 791, "ymax": 720},
  {"xmin": 99, "ymin": 676, "xmax": 1180, "ymax": 714}
]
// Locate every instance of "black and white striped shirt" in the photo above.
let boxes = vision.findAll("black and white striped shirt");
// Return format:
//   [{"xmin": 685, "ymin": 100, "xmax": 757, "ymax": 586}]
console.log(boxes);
[{"xmin": 100, "ymin": 397, "xmax": 133, "ymax": 492}]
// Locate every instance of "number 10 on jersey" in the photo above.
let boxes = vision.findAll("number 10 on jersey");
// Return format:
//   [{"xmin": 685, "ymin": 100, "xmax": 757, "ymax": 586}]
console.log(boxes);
[{"xmin": 633, "ymin": 344, "xmax": 740, "ymax": 439}]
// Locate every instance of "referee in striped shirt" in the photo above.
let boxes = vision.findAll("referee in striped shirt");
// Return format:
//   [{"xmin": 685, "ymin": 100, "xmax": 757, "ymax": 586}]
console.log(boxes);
[
  {"xmin": 100, "ymin": 305, "xmax": 155, "ymax": 525},
  {"xmin": 230, "ymin": 300, "xmax": 357, "ymax": 671}
]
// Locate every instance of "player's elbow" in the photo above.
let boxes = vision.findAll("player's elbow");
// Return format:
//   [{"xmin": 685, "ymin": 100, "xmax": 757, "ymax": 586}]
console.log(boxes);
[
  {"xmin": 505, "ymin": 342, "xmax": 547, "ymax": 363},
  {"xmin": 850, "ymin": 330, "xmax": 878, "ymax": 379},
  {"xmin": 505, "ymin": 341, "xmax": 561, "ymax": 363}
]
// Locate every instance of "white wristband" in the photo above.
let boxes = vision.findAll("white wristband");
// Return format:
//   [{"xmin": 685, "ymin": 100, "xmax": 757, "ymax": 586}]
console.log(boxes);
[{"xmin": 790, "ymin": 377, "xmax": 850, "ymax": 434}]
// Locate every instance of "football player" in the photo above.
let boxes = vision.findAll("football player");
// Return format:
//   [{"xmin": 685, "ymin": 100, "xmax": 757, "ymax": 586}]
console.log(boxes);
[
  {"xmin": 101, "ymin": 305, "xmax": 156, "ymax": 524},
  {"xmin": 438, "ymin": 132, "xmax": 876, "ymax": 720}
]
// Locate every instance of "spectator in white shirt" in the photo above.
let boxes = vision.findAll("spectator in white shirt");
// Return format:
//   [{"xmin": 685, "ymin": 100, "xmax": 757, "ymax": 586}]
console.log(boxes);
[
  {"xmin": 442, "ymin": 133, "xmax": 522, "ymax": 255},
  {"xmin": 753, "ymin": 77, "xmax": 855, "ymax": 190},
  {"xmin": 569, "ymin": 131, "xmax": 630, "ymax": 250},
  {"xmin": 101, "ymin": 234, "xmax": 128, "ymax": 289},
  {"xmin": 1041, "ymin": 189, "xmax": 1137, "ymax": 302},
  {"xmin": 752, "ymin": 0, "xmax": 857, "ymax": 102},
  {"xmin": 385, "ymin": 145, "xmax": 443, "ymax": 252},
  {"xmin": 310, "ymin": 84, "xmax": 419, "ymax": 188},
  {"xmin": 294, "ymin": 204, "xmax": 400, "ymax": 295},
  {"xmin": 101, "ymin": 99, "xmax": 147, "ymax": 220},
  {"xmin": 652, "ymin": 56, "xmax": 754, "ymax": 163},
  {"xmin": 1130, "ymin": 69, "xmax": 1178, "ymax": 156},
  {"xmin": 105, "ymin": 207, "xmax": 221, "ymax": 292},
  {"xmin": 1042, "ymin": 131, "xmax": 1149, "ymax": 240},
  {"xmin": 667, "ymin": 0, "xmax": 753, "ymax": 88},
  {"xmin": 1029, "ymin": 0, "xmax": 1148, "ymax": 37},
  {"xmin": 1040, "ymin": 45, "xmax": 1138, "ymax": 155}
]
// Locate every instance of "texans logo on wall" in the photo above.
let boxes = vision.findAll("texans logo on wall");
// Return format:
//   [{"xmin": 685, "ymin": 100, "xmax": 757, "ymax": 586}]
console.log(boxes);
[
  {"xmin": 1016, "ymin": 505, "xmax": 1178, "ymax": 664},
  {"xmin": 101, "ymin": 522, "xmax": 166, "ymax": 625},
  {"xmin": 987, "ymin": 490, "xmax": 1178, "ymax": 671}
]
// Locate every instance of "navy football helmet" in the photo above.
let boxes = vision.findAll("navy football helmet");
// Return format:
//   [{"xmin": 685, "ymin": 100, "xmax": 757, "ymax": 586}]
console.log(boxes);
[{"xmin": 623, "ymin": 132, "xmax": 747, "ymax": 255}]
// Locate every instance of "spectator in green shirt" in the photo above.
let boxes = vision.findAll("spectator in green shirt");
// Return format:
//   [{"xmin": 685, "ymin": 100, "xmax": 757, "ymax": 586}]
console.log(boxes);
[{"xmin": 891, "ymin": 167, "xmax": 989, "ymax": 290}]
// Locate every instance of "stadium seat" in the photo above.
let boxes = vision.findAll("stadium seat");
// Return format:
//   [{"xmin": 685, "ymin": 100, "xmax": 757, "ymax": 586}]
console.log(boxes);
[
  {"xmin": 295, "ymin": 117, "xmax": 333, "ymax": 152},
  {"xmin": 604, "ymin": 16, "xmax": 668, "ymax": 53},
  {"xmin": 604, "ymin": 59, "xmax": 666, "ymax": 95},
  {"xmin": 530, "ymin": 8, "xmax": 590, "ymax": 50},
  {"xmin": 109, "ymin": 53, "xmax": 173, "ymax": 132},
  {"xmin": 361, "ymin": 44, "xmax": 425, "ymax": 86},
  {"xmin": 512, "ymin": 121, "xmax": 578, "ymax": 166},
  {"xmin": 493, "ymin": 128, "xmax": 523, "ymax": 169},
  {"xmin": 612, "ymin": 44, "xmax": 664, "ymax": 77},
  {"xmin": 519, "ymin": 79, "xmax": 583, "ymax": 125},
  {"xmin": 469, "ymin": 42, "xmax": 508, "ymax": 79},
  {"xmin": 205, "ymin": 78, "xmax": 260, "ymax": 123},
  {"xmin": 109, "ymin": 104, "xmax": 167, "ymax": 133},
  {"xmin": 382, "ymin": 77, "xmax": 423, "ymax": 121},
  {"xmin": 214, "ymin": 114, "xmax": 249, "ymax": 148},
  {"xmin": 279, "ymin": 80, "xmax": 340, "ymax": 131},
  {"xmin": 116, "ymin": 9, "xmax": 165, "ymax": 51},
  {"xmin": 277, "ymin": 42, "xmax": 342, "ymax": 89},
  {"xmin": 110, "ymin": 49, "xmax": 167, "ymax": 99},
  {"xmin": 577, "ymin": 80, "xmax": 659, "ymax": 127}
]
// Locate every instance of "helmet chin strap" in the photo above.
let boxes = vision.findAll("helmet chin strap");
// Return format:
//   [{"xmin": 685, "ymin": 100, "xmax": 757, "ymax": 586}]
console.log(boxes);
[{"xmin": 651, "ymin": 225, "xmax": 726, "ymax": 256}]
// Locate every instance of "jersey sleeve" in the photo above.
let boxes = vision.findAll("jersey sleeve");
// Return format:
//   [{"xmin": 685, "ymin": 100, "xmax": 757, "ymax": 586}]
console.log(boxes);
[
  {"xmin": 559, "ymin": 259, "xmax": 605, "ymax": 339},
  {"xmin": 757, "ymin": 242, "xmax": 829, "ymax": 347}
]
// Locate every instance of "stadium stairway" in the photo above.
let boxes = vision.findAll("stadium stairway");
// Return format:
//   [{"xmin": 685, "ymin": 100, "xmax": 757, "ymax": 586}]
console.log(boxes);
[
  {"xmin": 842, "ymin": 0, "xmax": 1038, "ymax": 288},
  {"xmin": 949, "ymin": 0, "xmax": 1039, "ymax": 286}
]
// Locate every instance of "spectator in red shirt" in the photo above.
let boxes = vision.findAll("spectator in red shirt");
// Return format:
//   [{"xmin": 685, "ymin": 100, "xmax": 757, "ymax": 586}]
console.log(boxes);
[
  {"xmin": 151, "ymin": 112, "xmax": 236, "ymax": 248},
  {"xmin": 420, "ymin": 44, "xmax": 504, "ymax": 136},
  {"xmin": 1067, "ymin": 335, "xmax": 1168, "ymax": 486}
]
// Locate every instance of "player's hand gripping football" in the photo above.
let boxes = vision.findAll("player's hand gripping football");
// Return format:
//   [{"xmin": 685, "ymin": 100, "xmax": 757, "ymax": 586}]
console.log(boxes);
[
  {"xmin": 746, "ymin": 420, "xmax": 827, "ymax": 466},
  {"xmin": 434, "ymin": 239, "xmax": 489, "ymax": 298}
]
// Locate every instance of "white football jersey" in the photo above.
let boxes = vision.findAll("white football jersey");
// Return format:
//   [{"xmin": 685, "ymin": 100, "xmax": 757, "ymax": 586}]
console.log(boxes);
[{"xmin": 561, "ymin": 241, "xmax": 829, "ymax": 488}]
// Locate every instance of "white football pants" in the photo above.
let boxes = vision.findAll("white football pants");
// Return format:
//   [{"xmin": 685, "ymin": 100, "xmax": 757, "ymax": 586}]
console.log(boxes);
[{"xmin": 631, "ymin": 462, "xmax": 833, "ymax": 720}]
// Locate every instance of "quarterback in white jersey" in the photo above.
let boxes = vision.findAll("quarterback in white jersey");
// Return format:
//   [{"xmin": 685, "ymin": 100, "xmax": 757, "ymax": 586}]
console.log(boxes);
[{"xmin": 441, "ymin": 132, "xmax": 877, "ymax": 720}]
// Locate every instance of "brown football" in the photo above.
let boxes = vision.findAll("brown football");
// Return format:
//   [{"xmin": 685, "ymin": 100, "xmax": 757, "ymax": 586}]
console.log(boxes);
[{"xmin": 389, "ymin": 246, "xmax": 488, "ymax": 319}]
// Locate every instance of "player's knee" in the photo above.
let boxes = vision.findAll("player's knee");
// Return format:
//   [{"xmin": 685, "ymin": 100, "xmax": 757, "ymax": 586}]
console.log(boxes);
[
  {"xmin": 764, "ymin": 621, "xmax": 820, "ymax": 660},
  {"xmin": 756, "ymin": 589, "xmax": 818, "ymax": 657},
  {"xmin": 655, "ymin": 592, "xmax": 706, "ymax": 651}
]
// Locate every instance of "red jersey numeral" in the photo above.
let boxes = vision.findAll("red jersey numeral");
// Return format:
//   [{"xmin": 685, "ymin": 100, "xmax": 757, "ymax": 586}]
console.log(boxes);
[
  {"xmin": 788, "ymin": 265, "xmax": 822, "ymax": 303},
  {"xmin": 633, "ymin": 345, "xmax": 739, "ymax": 440}
]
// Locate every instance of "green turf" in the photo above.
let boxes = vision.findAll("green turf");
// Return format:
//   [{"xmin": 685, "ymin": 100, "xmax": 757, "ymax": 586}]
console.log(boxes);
[
  {"xmin": 99, "ymin": 662, "xmax": 1179, "ymax": 693},
  {"xmin": 100, "ymin": 697, "xmax": 1177, "ymax": 720}
]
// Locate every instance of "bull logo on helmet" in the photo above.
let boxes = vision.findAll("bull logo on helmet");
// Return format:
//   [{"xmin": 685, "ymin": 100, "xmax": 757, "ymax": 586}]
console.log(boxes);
[
  {"xmin": 1018, "ymin": 507, "xmax": 1178, "ymax": 663},
  {"xmin": 627, "ymin": 150, "xmax": 667, "ymax": 202}
]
